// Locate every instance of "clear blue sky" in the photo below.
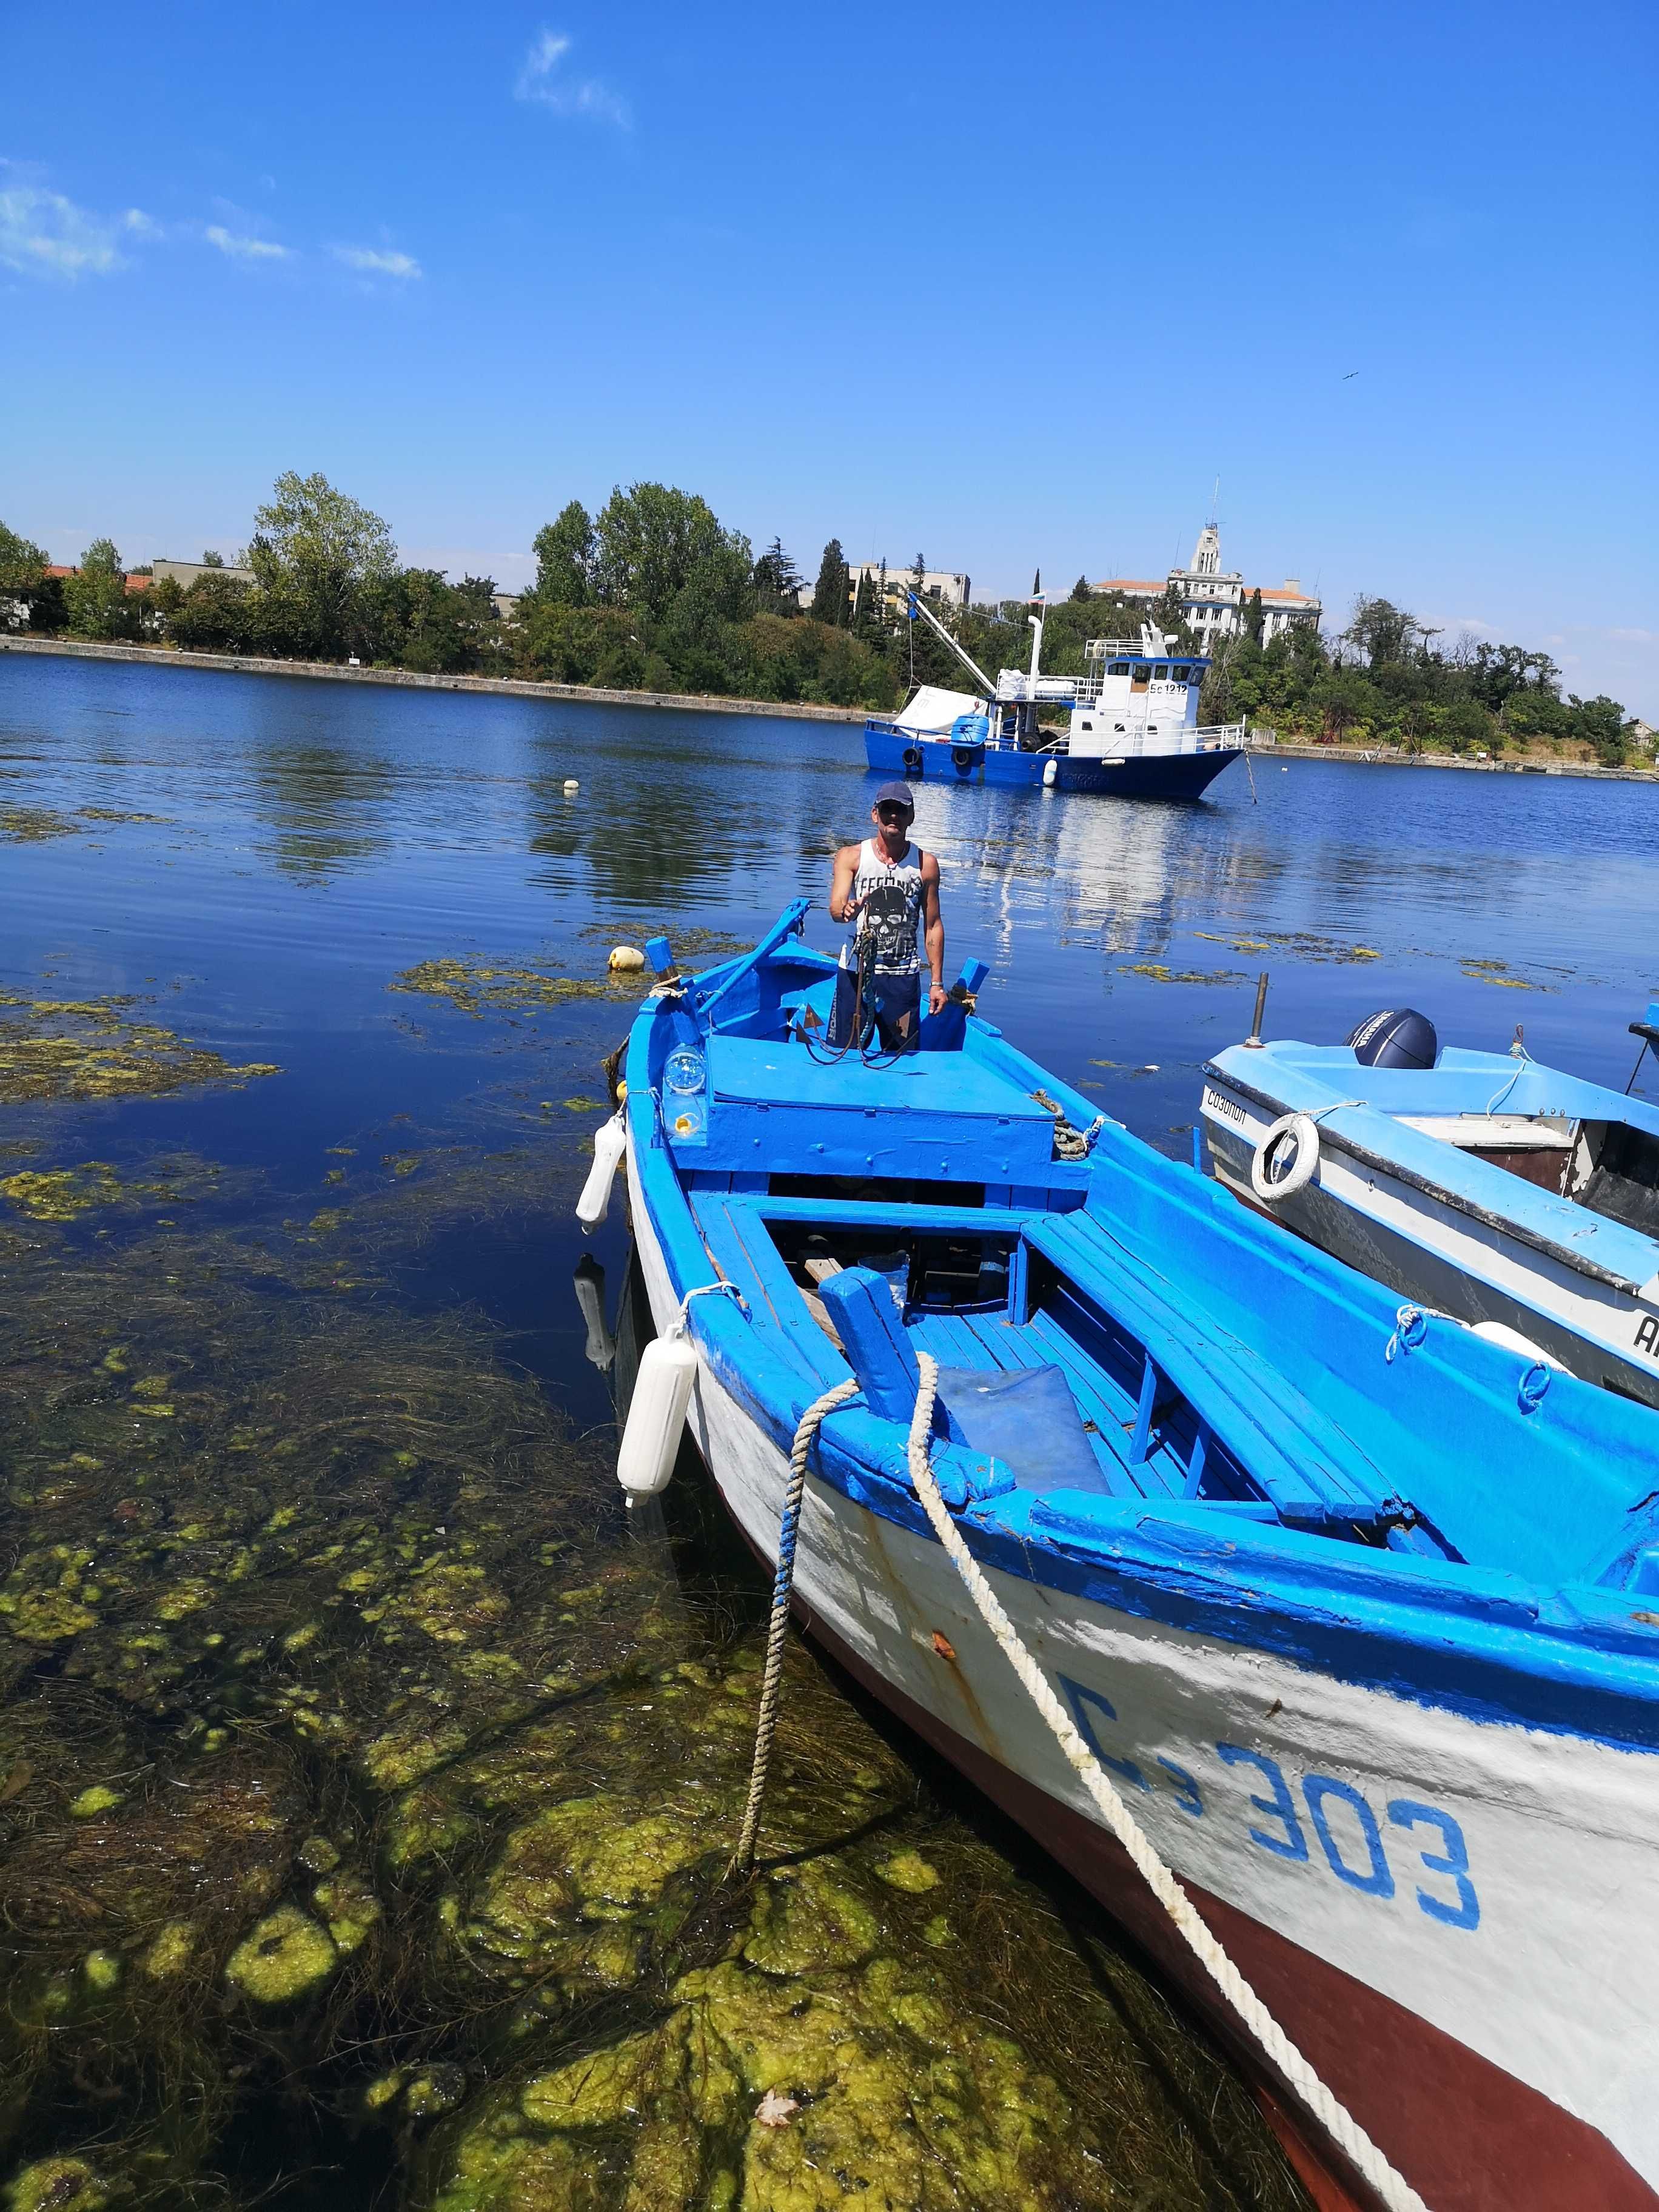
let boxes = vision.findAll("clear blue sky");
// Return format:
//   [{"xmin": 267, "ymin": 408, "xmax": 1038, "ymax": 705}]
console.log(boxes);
[{"xmin": 4, "ymin": 1, "xmax": 1655, "ymax": 712}]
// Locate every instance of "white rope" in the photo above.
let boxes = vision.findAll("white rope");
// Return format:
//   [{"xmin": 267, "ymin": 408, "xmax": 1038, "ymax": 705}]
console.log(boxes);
[
  {"xmin": 904, "ymin": 1348, "xmax": 1429, "ymax": 2212},
  {"xmin": 728, "ymin": 1376, "xmax": 861, "ymax": 1880}
]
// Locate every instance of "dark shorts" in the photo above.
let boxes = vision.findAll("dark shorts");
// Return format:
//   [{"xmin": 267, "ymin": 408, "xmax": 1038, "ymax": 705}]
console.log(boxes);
[{"xmin": 828, "ymin": 967, "xmax": 920, "ymax": 1052}]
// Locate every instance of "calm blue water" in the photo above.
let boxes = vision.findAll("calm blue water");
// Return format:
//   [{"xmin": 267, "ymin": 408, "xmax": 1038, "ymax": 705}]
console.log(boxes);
[
  {"xmin": 6, "ymin": 655, "xmax": 1655, "ymax": 1179},
  {"xmin": 5, "ymin": 652, "xmax": 1655, "ymax": 2205}
]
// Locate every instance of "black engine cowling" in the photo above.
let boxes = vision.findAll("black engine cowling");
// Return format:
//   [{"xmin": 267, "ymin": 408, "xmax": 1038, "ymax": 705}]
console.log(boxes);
[{"xmin": 1346, "ymin": 1007, "xmax": 1438, "ymax": 1070}]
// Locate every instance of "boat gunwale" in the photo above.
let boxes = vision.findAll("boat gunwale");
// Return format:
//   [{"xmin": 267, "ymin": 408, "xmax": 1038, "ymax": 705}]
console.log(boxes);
[{"xmin": 1204, "ymin": 1056, "xmax": 1652, "ymax": 1295}]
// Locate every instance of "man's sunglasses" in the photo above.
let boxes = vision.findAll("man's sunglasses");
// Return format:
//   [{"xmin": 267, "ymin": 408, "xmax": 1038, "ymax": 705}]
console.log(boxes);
[{"xmin": 876, "ymin": 803, "xmax": 911, "ymax": 820}]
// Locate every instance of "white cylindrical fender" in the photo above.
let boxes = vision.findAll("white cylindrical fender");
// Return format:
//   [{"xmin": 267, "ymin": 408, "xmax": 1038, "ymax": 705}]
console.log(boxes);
[
  {"xmin": 1469, "ymin": 1319, "xmax": 1567, "ymax": 1370},
  {"xmin": 1042, "ymin": 758, "xmax": 1059, "ymax": 788},
  {"xmin": 616, "ymin": 1331, "xmax": 696, "ymax": 1497},
  {"xmin": 576, "ymin": 1110, "xmax": 627, "ymax": 1231},
  {"xmin": 1250, "ymin": 1111, "xmax": 1320, "ymax": 1202}
]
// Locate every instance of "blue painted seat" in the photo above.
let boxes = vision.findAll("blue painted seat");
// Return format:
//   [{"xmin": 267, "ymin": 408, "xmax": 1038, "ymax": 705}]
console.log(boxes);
[{"xmin": 819, "ymin": 1266, "xmax": 1110, "ymax": 1497}]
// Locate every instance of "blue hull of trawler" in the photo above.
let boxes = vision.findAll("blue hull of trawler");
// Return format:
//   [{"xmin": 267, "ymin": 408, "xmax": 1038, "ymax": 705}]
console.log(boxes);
[
  {"xmin": 613, "ymin": 901, "xmax": 1659, "ymax": 2212},
  {"xmin": 863, "ymin": 721, "xmax": 1242, "ymax": 799}
]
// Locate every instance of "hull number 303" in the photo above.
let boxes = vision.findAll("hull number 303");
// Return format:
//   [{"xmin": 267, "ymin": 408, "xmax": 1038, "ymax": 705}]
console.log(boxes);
[{"xmin": 1060, "ymin": 1675, "xmax": 1480, "ymax": 1931}]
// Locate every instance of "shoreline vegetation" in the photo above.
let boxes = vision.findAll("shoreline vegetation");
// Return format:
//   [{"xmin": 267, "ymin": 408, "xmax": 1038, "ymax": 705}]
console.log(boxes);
[{"xmin": 3, "ymin": 471, "xmax": 1649, "ymax": 775}]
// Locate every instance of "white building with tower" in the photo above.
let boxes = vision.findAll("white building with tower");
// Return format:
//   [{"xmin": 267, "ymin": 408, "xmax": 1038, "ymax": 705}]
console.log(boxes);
[{"xmin": 1093, "ymin": 525, "xmax": 1320, "ymax": 646}]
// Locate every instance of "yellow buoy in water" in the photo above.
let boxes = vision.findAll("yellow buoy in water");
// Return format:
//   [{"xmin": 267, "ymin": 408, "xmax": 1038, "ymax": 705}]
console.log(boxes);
[{"xmin": 609, "ymin": 945, "xmax": 646, "ymax": 973}]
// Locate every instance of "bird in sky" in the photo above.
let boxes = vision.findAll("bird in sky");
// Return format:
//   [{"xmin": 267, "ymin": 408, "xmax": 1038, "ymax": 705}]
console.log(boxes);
[{"xmin": 1342, "ymin": 370, "xmax": 1359, "ymax": 380}]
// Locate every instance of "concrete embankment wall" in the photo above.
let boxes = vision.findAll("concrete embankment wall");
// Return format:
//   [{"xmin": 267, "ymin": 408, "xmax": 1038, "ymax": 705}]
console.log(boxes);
[
  {"xmin": 1259, "ymin": 736, "xmax": 1657, "ymax": 783},
  {"xmin": 4, "ymin": 639, "xmax": 1652, "ymax": 782},
  {"xmin": 0, "ymin": 637, "xmax": 868, "ymax": 725}
]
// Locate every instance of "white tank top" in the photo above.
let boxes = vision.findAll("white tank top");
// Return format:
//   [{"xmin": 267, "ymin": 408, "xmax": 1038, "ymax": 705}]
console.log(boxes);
[{"xmin": 850, "ymin": 836, "xmax": 925, "ymax": 976}]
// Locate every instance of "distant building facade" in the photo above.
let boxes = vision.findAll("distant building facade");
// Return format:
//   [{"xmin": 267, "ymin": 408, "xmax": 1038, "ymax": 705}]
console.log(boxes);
[
  {"xmin": 1093, "ymin": 526, "xmax": 1320, "ymax": 646},
  {"xmin": 152, "ymin": 558, "xmax": 256, "ymax": 589},
  {"xmin": 849, "ymin": 563, "xmax": 971, "ymax": 612}
]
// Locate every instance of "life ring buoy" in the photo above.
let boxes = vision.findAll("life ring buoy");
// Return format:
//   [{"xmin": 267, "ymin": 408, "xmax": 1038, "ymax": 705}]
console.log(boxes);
[
  {"xmin": 902, "ymin": 745, "xmax": 923, "ymax": 773},
  {"xmin": 1250, "ymin": 1111, "xmax": 1319, "ymax": 1201}
]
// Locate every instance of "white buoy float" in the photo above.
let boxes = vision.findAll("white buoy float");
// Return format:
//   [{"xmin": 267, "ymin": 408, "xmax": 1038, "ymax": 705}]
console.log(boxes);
[
  {"xmin": 576, "ymin": 1108, "xmax": 627, "ymax": 1231},
  {"xmin": 564, "ymin": 777, "xmax": 580, "ymax": 793},
  {"xmin": 617, "ymin": 1328, "xmax": 697, "ymax": 1498},
  {"xmin": 1042, "ymin": 759, "xmax": 1058, "ymax": 788},
  {"xmin": 615, "ymin": 1283, "xmax": 746, "ymax": 1500},
  {"xmin": 608, "ymin": 945, "xmax": 646, "ymax": 973}
]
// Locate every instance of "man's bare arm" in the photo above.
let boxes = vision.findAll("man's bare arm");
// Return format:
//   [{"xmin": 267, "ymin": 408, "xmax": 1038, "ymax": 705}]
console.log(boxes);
[
  {"xmin": 922, "ymin": 856, "xmax": 946, "ymax": 1011},
  {"xmin": 829, "ymin": 843, "xmax": 862, "ymax": 922}
]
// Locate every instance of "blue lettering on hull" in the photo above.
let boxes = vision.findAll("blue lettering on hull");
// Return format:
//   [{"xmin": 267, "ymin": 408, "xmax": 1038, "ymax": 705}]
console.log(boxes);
[{"xmin": 1059, "ymin": 1674, "xmax": 1480, "ymax": 1932}]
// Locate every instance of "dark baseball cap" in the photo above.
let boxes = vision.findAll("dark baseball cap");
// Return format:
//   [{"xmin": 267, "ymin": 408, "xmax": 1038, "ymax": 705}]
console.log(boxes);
[{"xmin": 873, "ymin": 781, "xmax": 915, "ymax": 812}]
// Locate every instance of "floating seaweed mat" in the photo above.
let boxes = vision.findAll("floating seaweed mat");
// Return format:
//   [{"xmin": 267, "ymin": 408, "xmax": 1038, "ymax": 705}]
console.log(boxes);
[
  {"xmin": 0, "ymin": 993, "xmax": 279, "ymax": 1106},
  {"xmin": 0, "ymin": 1193, "xmax": 1307, "ymax": 2211}
]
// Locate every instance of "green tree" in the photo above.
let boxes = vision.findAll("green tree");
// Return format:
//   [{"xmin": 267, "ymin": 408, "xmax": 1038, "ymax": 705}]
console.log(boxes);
[
  {"xmin": 528, "ymin": 501, "xmax": 594, "ymax": 609},
  {"xmin": 1244, "ymin": 588, "xmax": 1265, "ymax": 646},
  {"xmin": 64, "ymin": 539, "xmax": 140, "ymax": 642},
  {"xmin": 201, "ymin": 549, "xmax": 226, "ymax": 568},
  {"xmin": 592, "ymin": 483, "xmax": 748, "ymax": 627},
  {"xmin": 1345, "ymin": 595, "xmax": 1416, "ymax": 666},
  {"xmin": 247, "ymin": 471, "xmax": 398, "ymax": 660},
  {"xmin": 1567, "ymin": 694, "xmax": 1627, "ymax": 766},
  {"xmin": 809, "ymin": 538, "xmax": 849, "ymax": 625},
  {"xmin": 167, "ymin": 571, "xmax": 259, "ymax": 652},
  {"xmin": 752, "ymin": 536, "xmax": 803, "ymax": 614},
  {"xmin": 1070, "ymin": 574, "xmax": 1092, "ymax": 602},
  {"xmin": 0, "ymin": 520, "xmax": 53, "ymax": 628}
]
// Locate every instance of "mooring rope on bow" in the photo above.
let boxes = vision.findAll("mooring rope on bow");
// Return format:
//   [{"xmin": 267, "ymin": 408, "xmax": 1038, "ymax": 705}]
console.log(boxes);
[
  {"xmin": 903, "ymin": 1345, "xmax": 1430, "ymax": 2212},
  {"xmin": 728, "ymin": 1376, "xmax": 860, "ymax": 1880}
]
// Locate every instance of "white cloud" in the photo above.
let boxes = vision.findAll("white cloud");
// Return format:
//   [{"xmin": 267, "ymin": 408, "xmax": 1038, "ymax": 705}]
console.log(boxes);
[
  {"xmin": 205, "ymin": 224, "xmax": 292, "ymax": 262},
  {"xmin": 0, "ymin": 182, "xmax": 127, "ymax": 278},
  {"xmin": 515, "ymin": 28, "xmax": 630, "ymax": 127},
  {"xmin": 332, "ymin": 245, "xmax": 422, "ymax": 278},
  {"xmin": 122, "ymin": 207, "xmax": 163, "ymax": 239}
]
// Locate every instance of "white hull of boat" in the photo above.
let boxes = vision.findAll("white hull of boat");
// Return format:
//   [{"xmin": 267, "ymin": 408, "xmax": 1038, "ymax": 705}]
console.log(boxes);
[
  {"xmin": 1199, "ymin": 1079, "xmax": 1659, "ymax": 1409},
  {"xmin": 626, "ymin": 1137, "xmax": 1659, "ymax": 2208}
]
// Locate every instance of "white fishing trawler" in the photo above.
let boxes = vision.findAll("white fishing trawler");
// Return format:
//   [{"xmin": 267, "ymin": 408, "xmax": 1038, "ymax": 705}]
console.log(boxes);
[{"xmin": 865, "ymin": 594, "xmax": 1253, "ymax": 799}]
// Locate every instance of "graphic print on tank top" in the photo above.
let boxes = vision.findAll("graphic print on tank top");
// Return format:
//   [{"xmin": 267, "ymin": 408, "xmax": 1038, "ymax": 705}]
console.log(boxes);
[{"xmin": 852, "ymin": 837, "xmax": 924, "ymax": 976}]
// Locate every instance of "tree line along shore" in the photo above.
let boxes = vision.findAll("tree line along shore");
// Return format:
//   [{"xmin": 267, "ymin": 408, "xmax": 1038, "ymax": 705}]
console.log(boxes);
[{"xmin": 2, "ymin": 472, "xmax": 1646, "ymax": 771}]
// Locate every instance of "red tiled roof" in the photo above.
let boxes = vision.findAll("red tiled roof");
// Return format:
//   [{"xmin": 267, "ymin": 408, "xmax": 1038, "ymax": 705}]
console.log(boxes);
[
  {"xmin": 39, "ymin": 564, "xmax": 152, "ymax": 591},
  {"xmin": 1090, "ymin": 578, "xmax": 1165, "ymax": 594}
]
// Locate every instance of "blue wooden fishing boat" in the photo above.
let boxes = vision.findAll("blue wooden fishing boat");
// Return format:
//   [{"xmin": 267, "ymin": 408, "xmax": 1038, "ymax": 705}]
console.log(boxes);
[
  {"xmin": 587, "ymin": 904, "xmax": 1659, "ymax": 2212},
  {"xmin": 1199, "ymin": 1004, "xmax": 1659, "ymax": 1407}
]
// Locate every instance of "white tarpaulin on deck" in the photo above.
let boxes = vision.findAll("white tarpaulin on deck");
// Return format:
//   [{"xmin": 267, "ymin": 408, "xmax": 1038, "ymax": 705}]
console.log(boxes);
[{"xmin": 893, "ymin": 685, "xmax": 985, "ymax": 733}]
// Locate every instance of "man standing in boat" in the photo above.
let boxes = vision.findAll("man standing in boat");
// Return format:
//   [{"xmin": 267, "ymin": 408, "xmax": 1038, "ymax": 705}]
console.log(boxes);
[{"xmin": 827, "ymin": 781, "xmax": 947, "ymax": 1051}]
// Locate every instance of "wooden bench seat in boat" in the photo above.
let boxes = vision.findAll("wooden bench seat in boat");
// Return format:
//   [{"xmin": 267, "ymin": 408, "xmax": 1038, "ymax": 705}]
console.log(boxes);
[
  {"xmin": 1020, "ymin": 1207, "xmax": 1448, "ymax": 1550},
  {"xmin": 685, "ymin": 1190, "xmax": 1446, "ymax": 1552},
  {"xmin": 700, "ymin": 1036, "xmax": 1061, "ymax": 1182}
]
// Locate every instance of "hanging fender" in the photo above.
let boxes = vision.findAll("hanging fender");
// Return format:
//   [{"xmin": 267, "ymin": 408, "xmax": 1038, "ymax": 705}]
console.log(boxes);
[
  {"xmin": 1250, "ymin": 1110, "xmax": 1320, "ymax": 1201},
  {"xmin": 577, "ymin": 1108, "xmax": 628, "ymax": 1230},
  {"xmin": 902, "ymin": 745, "xmax": 923, "ymax": 774}
]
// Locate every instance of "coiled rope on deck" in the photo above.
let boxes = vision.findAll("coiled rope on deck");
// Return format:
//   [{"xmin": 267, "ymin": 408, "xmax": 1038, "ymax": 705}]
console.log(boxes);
[
  {"xmin": 903, "ymin": 1346, "xmax": 1430, "ymax": 2212},
  {"xmin": 729, "ymin": 1377, "xmax": 861, "ymax": 1880}
]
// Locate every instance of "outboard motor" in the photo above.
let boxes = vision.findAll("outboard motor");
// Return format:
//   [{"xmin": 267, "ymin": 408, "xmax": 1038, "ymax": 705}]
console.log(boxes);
[{"xmin": 1346, "ymin": 1008, "xmax": 1438, "ymax": 1070}]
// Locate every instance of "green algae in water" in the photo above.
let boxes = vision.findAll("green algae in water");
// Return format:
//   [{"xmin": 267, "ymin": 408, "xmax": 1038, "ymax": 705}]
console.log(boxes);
[
  {"xmin": 0, "ymin": 1165, "xmax": 1308, "ymax": 2211},
  {"xmin": 0, "ymin": 1163, "xmax": 179, "ymax": 1223},
  {"xmin": 0, "ymin": 805, "xmax": 84, "ymax": 843},
  {"xmin": 0, "ymin": 990, "xmax": 282, "ymax": 1106},
  {"xmin": 389, "ymin": 956, "xmax": 652, "ymax": 1016}
]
